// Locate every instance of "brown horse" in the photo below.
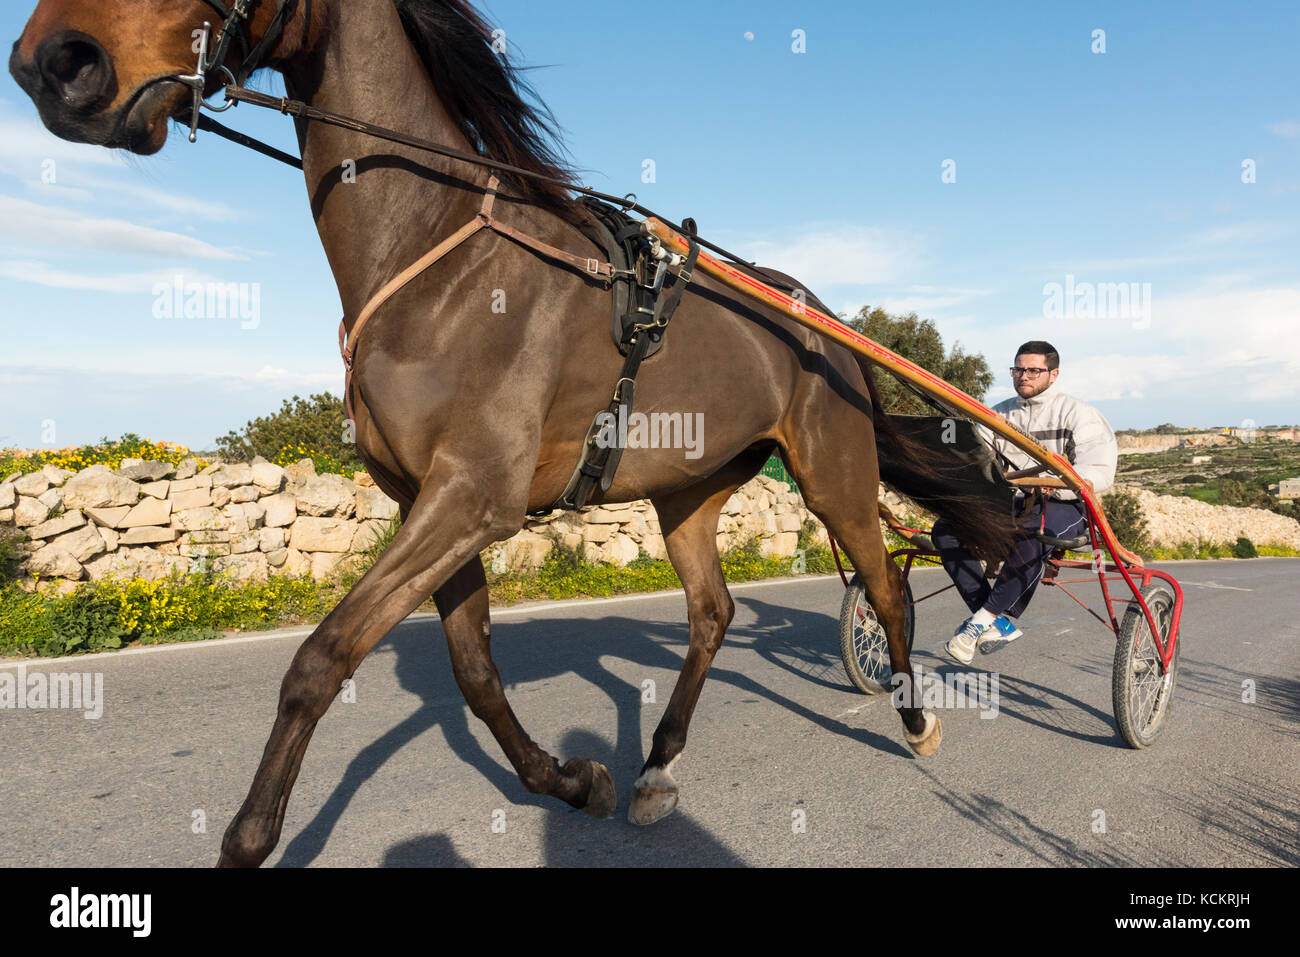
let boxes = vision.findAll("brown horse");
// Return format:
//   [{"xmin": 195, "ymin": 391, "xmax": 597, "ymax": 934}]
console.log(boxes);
[{"xmin": 11, "ymin": 0, "xmax": 1015, "ymax": 866}]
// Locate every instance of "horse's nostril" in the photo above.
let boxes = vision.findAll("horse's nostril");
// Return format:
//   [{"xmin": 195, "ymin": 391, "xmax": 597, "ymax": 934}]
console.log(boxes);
[
  {"xmin": 51, "ymin": 41, "xmax": 98, "ymax": 86},
  {"xmin": 36, "ymin": 32, "xmax": 116, "ymax": 113}
]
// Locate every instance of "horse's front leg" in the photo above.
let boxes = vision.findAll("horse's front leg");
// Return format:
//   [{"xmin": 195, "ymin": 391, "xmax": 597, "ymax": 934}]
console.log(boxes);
[{"xmin": 218, "ymin": 472, "xmax": 516, "ymax": 867}]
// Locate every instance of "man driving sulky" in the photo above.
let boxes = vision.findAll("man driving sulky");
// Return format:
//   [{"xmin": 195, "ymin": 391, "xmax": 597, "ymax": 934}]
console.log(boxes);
[{"xmin": 934, "ymin": 340, "xmax": 1118, "ymax": 664}]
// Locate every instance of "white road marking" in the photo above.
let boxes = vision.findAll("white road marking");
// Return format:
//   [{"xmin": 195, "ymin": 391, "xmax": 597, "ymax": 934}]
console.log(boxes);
[{"xmin": 1183, "ymin": 581, "xmax": 1252, "ymax": 592}]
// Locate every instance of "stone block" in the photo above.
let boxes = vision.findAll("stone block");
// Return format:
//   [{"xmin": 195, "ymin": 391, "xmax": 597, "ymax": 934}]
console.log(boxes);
[
  {"xmin": 282, "ymin": 459, "xmax": 316, "ymax": 489},
  {"xmin": 40, "ymin": 465, "xmax": 75, "ymax": 487},
  {"xmin": 251, "ymin": 462, "xmax": 286, "ymax": 493},
  {"xmin": 231, "ymin": 533, "xmax": 261, "ymax": 555},
  {"xmin": 760, "ymin": 531, "xmax": 800, "ymax": 558},
  {"xmin": 265, "ymin": 548, "xmax": 289, "ymax": 568},
  {"xmin": 215, "ymin": 553, "xmax": 268, "ymax": 583},
  {"xmin": 38, "ymin": 487, "xmax": 63, "ymax": 511},
  {"xmin": 355, "ymin": 486, "xmax": 399, "ymax": 520},
  {"xmin": 230, "ymin": 485, "xmax": 261, "ymax": 504},
  {"xmin": 310, "ymin": 552, "xmax": 345, "ymax": 581},
  {"xmin": 85, "ymin": 505, "xmax": 131, "ymax": 528},
  {"xmin": 50, "ymin": 524, "xmax": 106, "ymax": 563},
  {"xmin": 172, "ymin": 506, "xmax": 225, "ymax": 532},
  {"xmin": 170, "ymin": 487, "xmax": 213, "ymax": 511},
  {"xmin": 116, "ymin": 461, "xmax": 172, "ymax": 482},
  {"xmin": 262, "ymin": 493, "xmax": 297, "ymax": 527},
  {"xmin": 582, "ymin": 522, "xmax": 616, "ymax": 543},
  {"xmin": 27, "ymin": 544, "xmax": 83, "ymax": 580},
  {"xmin": 290, "ymin": 517, "xmax": 357, "ymax": 552},
  {"xmin": 0, "ymin": 484, "xmax": 13, "ymax": 509},
  {"xmin": 13, "ymin": 472, "xmax": 50, "ymax": 496},
  {"xmin": 259, "ymin": 527, "xmax": 287, "ymax": 552},
  {"xmin": 296, "ymin": 475, "xmax": 356, "ymax": 517},
  {"xmin": 84, "ymin": 551, "xmax": 139, "ymax": 582},
  {"xmin": 121, "ymin": 498, "xmax": 172, "ymax": 528},
  {"xmin": 211, "ymin": 487, "xmax": 231, "ymax": 507},
  {"xmin": 27, "ymin": 510, "xmax": 87, "ymax": 540},
  {"xmin": 241, "ymin": 501, "xmax": 265, "ymax": 529},
  {"xmin": 62, "ymin": 471, "xmax": 141, "ymax": 509},
  {"xmin": 119, "ymin": 526, "xmax": 178, "ymax": 545},
  {"xmin": 211, "ymin": 464, "xmax": 253, "ymax": 488},
  {"xmin": 349, "ymin": 520, "xmax": 387, "ymax": 553},
  {"xmin": 140, "ymin": 480, "xmax": 170, "ymax": 499}
]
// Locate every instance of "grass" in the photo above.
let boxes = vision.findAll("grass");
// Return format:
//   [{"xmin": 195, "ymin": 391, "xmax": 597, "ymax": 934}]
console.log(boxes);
[{"xmin": 0, "ymin": 528, "xmax": 840, "ymax": 659}]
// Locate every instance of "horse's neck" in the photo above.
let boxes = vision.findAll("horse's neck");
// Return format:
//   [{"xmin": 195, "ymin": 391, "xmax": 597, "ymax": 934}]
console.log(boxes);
[{"xmin": 283, "ymin": 0, "xmax": 483, "ymax": 321}]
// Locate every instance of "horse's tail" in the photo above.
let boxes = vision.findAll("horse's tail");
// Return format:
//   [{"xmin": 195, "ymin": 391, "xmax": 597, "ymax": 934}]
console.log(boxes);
[{"xmin": 860, "ymin": 360, "xmax": 1019, "ymax": 564}]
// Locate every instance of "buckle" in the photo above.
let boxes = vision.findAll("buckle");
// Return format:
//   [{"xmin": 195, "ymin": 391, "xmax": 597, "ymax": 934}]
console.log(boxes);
[{"xmin": 586, "ymin": 258, "xmax": 600, "ymax": 275}]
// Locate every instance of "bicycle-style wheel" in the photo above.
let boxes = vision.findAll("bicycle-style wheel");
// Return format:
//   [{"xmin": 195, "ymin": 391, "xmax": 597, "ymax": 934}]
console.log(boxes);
[
  {"xmin": 837, "ymin": 573, "xmax": 915, "ymax": 695},
  {"xmin": 1111, "ymin": 582, "xmax": 1180, "ymax": 748}
]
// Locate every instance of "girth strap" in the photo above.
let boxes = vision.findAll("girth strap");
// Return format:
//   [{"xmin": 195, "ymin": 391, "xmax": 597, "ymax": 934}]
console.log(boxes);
[{"xmin": 338, "ymin": 176, "xmax": 615, "ymax": 420}]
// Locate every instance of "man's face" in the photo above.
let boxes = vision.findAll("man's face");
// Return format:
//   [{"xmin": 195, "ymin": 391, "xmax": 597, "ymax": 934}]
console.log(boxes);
[{"xmin": 1012, "ymin": 353, "xmax": 1059, "ymax": 398}]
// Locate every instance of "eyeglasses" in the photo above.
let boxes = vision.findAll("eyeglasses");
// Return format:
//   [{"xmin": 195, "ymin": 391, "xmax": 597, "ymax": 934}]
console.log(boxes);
[{"xmin": 1010, "ymin": 367, "xmax": 1050, "ymax": 377}]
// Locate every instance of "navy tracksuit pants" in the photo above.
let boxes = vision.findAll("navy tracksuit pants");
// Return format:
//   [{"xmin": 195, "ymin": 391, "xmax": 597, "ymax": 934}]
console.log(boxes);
[{"xmin": 931, "ymin": 497, "xmax": 1088, "ymax": 619}]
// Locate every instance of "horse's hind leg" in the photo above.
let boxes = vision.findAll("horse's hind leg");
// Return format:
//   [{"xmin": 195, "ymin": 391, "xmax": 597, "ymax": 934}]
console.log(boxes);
[
  {"xmin": 782, "ymin": 429, "xmax": 942, "ymax": 757},
  {"xmin": 628, "ymin": 450, "xmax": 766, "ymax": 825},
  {"xmin": 433, "ymin": 556, "xmax": 616, "ymax": 817}
]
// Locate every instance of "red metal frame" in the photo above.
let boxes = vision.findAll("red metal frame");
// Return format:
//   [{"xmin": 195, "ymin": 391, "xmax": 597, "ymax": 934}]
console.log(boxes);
[{"xmin": 830, "ymin": 490, "xmax": 1184, "ymax": 671}]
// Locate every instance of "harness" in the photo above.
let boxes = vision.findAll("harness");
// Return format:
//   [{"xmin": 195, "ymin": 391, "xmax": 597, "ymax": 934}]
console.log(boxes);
[{"xmin": 167, "ymin": 1, "xmax": 708, "ymax": 510}]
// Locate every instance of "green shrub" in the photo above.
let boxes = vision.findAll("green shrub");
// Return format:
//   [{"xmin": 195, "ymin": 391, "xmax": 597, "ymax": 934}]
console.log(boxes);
[
  {"xmin": 216, "ymin": 394, "xmax": 364, "ymax": 474},
  {"xmin": 1232, "ymin": 536, "xmax": 1258, "ymax": 558},
  {"xmin": 1101, "ymin": 490, "xmax": 1150, "ymax": 555},
  {"xmin": 47, "ymin": 590, "xmax": 131, "ymax": 656},
  {"xmin": 1180, "ymin": 474, "xmax": 1208, "ymax": 484},
  {"xmin": 0, "ymin": 529, "xmax": 27, "ymax": 584}
]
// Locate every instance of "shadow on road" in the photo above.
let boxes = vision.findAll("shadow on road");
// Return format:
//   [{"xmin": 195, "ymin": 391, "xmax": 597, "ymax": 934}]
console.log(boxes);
[{"xmin": 275, "ymin": 591, "xmax": 919, "ymax": 866}]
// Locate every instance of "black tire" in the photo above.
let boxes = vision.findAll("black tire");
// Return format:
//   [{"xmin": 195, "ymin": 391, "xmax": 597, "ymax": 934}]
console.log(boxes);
[
  {"xmin": 1111, "ymin": 582, "xmax": 1179, "ymax": 749},
  {"xmin": 837, "ymin": 573, "xmax": 915, "ymax": 695}
]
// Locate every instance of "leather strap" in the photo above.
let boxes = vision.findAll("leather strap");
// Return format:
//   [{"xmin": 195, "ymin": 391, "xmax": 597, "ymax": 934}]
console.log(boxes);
[{"xmin": 338, "ymin": 176, "xmax": 615, "ymax": 420}]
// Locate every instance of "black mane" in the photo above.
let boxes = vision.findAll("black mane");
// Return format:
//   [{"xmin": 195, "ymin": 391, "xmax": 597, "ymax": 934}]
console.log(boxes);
[{"xmin": 394, "ymin": 0, "xmax": 579, "ymax": 218}]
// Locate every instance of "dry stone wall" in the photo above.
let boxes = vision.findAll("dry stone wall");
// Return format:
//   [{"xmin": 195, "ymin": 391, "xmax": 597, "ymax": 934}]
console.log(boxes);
[
  {"xmin": 1, "ymin": 459, "xmax": 823, "ymax": 588},
  {"xmin": 7, "ymin": 461, "xmax": 1294, "ymax": 591}
]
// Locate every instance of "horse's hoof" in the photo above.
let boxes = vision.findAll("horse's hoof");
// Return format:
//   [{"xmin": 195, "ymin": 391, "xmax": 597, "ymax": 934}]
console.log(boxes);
[
  {"xmin": 581, "ymin": 761, "xmax": 618, "ymax": 819},
  {"xmin": 905, "ymin": 711, "xmax": 942, "ymax": 757},
  {"xmin": 627, "ymin": 762, "xmax": 679, "ymax": 826}
]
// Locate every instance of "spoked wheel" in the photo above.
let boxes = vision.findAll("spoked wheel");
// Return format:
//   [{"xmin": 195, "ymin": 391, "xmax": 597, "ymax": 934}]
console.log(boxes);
[
  {"xmin": 837, "ymin": 573, "xmax": 915, "ymax": 695},
  {"xmin": 1111, "ymin": 582, "xmax": 1180, "ymax": 749}
]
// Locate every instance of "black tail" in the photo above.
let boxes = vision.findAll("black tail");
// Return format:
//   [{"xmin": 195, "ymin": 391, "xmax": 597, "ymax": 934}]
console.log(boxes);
[{"xmin": 860, "ymin": 361, "xmax": 1018, "ymax": 564}]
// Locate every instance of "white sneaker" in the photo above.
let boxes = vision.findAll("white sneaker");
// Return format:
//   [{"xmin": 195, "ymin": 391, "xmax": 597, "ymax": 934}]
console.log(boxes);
[
  {"xmin": 944, "ymin": 617, "xmax": 987, "ymax": 666},
  {"xmin": 977, "ymin": 615, "xmax": 1024, "ymax": 655}
]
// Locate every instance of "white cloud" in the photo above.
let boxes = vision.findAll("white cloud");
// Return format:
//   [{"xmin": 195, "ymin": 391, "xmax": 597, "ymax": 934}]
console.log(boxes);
[
  {"xmin": 0, "ymin": 260, "xmax": 225, "ymax": 293},
  {"xmin": 735, "ymin": 225, "xmax": 922, "ymax": 289},
  {"xmin": 0, "ymin": 196, "xmax": 247, "ymax": 260},
  {"xmin": 1270, "ymin": 119, "xmax": 1300, "ymax": 139},
  {"xmin": 0, "ymin": 114, "xmax": 126, "ymax": 169}
]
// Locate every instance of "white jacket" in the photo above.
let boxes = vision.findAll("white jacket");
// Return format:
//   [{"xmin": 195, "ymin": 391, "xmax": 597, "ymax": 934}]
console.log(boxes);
[{"xmin": 979, "ymin": 389, "xmax": 1118, "ymax": 501}]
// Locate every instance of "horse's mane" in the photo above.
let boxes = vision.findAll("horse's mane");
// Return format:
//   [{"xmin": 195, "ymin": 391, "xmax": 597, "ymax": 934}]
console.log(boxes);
[{"xmin": 393, "ymin": 0, "xmax": 581, "ymax": 219}]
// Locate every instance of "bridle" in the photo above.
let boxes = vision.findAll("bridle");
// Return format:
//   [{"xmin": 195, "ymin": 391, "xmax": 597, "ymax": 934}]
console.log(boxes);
[{"xmin": 175, "ymin": 0, "xmax": 302, "ymax": 143}]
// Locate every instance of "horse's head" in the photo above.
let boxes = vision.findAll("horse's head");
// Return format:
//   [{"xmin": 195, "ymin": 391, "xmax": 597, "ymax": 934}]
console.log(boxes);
[{"xmin": 9, "ymin": 0, "xmax": 309, "ymax": 154}]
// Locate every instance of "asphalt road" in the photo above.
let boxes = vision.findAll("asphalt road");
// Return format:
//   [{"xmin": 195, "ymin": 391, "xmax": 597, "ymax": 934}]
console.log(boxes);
[{"xmin": 2, "ymin": 559, "xmax": 1296, "ymax": 867}]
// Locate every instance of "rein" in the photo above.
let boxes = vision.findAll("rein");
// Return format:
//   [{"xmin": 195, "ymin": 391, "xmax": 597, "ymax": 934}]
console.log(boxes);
[{"xmin": 189, "ymin": 82, "xmax": 755, "ymax": 269}]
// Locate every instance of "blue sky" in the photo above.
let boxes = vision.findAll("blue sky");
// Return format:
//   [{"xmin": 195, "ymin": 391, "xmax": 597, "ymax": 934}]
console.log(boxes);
[{"xmin": 2, "ymin": 0, "xmax": 1297, "ymax": 451}]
